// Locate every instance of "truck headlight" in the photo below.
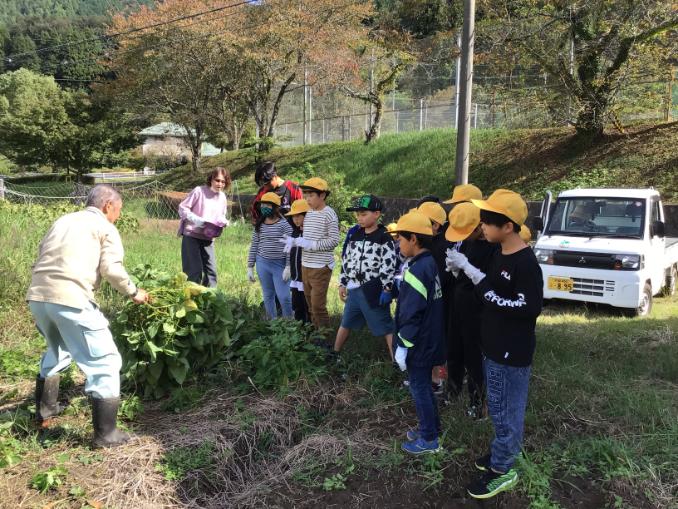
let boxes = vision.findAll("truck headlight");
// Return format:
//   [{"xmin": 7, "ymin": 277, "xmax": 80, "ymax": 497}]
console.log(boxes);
[
  {"xmin": 613, "ymin": 254, "xmax": 643, "ymax": 270},
  {"xmin": 534, "ymin": 249, "xmax": 554, "ymax": 265}
]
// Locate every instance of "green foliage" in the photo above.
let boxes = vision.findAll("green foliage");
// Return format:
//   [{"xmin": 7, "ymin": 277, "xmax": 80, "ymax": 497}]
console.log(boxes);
[
  {"xmin": 0, "ymin": 0, "xmax": 152, "ymax": 25},
  {"xmin": 118, "ymin": 395, "xmax": 143, "ymax": 421},
  {"xmin": 155, "ymin": 440, "xmax": 215, "ymax": 481},
  {"xmin": 30, "ymin": 466, "xmax": 68, "ymax": 493},
  {"xmin": 160, "ymin": 386, "xmax": 203, "ymax": 413},
  {"xmin": 112, "ymin": 265, "xmax": 241, "ymax": 399},
  {"xmin": 237, "ymin": 320, "xmax": 326, "ymax": 390},
  {"xmin": 322, "ymin": 472, "xmax": 348, "ymax": 491}
]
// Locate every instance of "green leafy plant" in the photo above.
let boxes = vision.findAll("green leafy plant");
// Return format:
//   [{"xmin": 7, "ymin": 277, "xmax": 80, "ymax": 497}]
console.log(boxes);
[
  {"xmin": 160, "ymin": 386, "xmax": 203, "ymax": 413},
  {"xmin": 155, "ymin": 440, "xmax": 215, "ymax": 481},
  {"xmin": 237, "ymin": 320, "xmax": 326, "ymax": 390},
  {"xmin": 119, "ymin": 395, "xmax": 143, "ymax": 421},
  {"xmin": 30, "ymin": 466, "xmax": 68, "ymax": 493},
  {"xmin": 322, "ymin": 473, "xmax": 347, "ymax": 491},
  {"xmin": 112, "ymin": 265, "xmax": 241, "ymax": 398}
]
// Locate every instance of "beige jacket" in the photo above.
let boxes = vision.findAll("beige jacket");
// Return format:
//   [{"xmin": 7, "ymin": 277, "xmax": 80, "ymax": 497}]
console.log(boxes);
[{"xmin": 26, "ymin": 207, "xmax": 137, "ymax": 309}]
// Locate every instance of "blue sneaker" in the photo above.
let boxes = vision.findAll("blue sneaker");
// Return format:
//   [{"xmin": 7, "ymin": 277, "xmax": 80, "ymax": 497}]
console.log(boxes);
[
  {"xmin": 401, "ymin": 437, "xmax": 441, "ymax": 455},
  {"xmin": 406, "ymin": 429, "xmax": 420, "ymax": 441}
]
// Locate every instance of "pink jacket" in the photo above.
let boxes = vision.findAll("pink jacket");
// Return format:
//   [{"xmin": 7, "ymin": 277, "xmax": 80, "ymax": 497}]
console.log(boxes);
[{"xmin": 178, "ymin": 186, "xmax": 228, "ymax": 240}]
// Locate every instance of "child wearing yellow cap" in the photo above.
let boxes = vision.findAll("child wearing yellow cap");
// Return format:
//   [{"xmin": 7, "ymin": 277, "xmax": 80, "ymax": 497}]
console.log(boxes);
[
  {"xmin": 445, "ymin": 203, "xmax": 499, "ymax": 418},
  {"xmin": 391, "ymin": 211, "xmax": 445, "ymax": 456},
  {"xmin": 284, "ymin": 178, "xmax": 340, "ymax": 332},
  {"xmin": 247, "ymin": 192, "xmax": 295, "ymax": 319},
  {"xmin": 445, "ymin": 189, "xmax": 543, "ymax": 499},
  {"xmin": 285, "ymin": 200, "xmax": 311, "ymax": 322}
]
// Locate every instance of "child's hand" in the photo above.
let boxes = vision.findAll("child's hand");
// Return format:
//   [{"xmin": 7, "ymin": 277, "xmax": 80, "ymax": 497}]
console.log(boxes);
[
  {"xmin": 282, "ymin": 266, "xmax": 291, "ymax": 281},
  {"xmin": 395, "ymin": 346, "xmax": 408, "ymax": 371},
  {"xmin": 247, "ymin": 267, "xmax": 256, "ymax": 282},
  {"xmin": 279, "ymin": 236, "xmax": 295, "ymax": 253},
  {"xmin": 338, "ymin": 286, "xmax": 347, "ymax": 302}
]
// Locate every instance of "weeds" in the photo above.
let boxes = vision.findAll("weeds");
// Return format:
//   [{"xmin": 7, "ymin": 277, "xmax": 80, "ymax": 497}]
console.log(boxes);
[
  {"xmin": 30, "ymin": 466, "xmax": 68, "ymax": 493},
  {"xmin": 155, "ymin": 440, "xmax": 215, "ymax": 481}
]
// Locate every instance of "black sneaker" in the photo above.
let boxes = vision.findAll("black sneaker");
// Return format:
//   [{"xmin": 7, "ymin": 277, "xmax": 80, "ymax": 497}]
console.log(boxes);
[
  {"xmin": 467, "ymin": 469, "xmax": 518, "ymax": 499},
  {"xmin": 474, "ymin": 453, "xmax": 491, "ymax": 472}
]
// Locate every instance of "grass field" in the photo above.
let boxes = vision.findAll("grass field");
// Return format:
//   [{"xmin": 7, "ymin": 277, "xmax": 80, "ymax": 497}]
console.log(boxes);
[
  {"xmin": 158, "ymin": 123, "xmax": 678, "ymax": 203},
  {"xmin": 1, "ymin": 197, "xmax": 677, "ymax": 508}
]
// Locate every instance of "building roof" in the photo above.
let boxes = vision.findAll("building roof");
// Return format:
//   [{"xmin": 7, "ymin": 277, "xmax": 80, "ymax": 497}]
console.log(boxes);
[
  {"xmin": 139, "ymin": 122, "xmax": 194, "ymax": 137},
  {"xmin": 558, "ymin": 188, "xmax": 660, "ymax": 199}
]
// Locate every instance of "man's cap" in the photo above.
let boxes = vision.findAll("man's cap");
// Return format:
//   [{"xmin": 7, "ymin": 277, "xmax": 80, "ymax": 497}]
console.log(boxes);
[
  {"xmin": 417, "ymin": 201, "xmax": 446, "ymax": 225},
  {"xmin": 472, "ymin": 189, "xmax": 528, "ymax": 226},
  {"xmin": 346, "ymin": 194, "xmax": 383, "ymax": 212},
  {"xmin": 519, "ymin": 224, "xmax": 532, "ymax": 243},
  {"xmin": 300, "ymin": 177, "xmax": 330, "ymax": 194},
  {"xmin": 259, "ymin": 192, "xmax": 281, "ymax": 206},
  {"xmin": 285, "ymin": 199, "xmax": 310, "ymax": 216},
  {"xmin": 444, "ymin": 184, "xmax": 483, "ymax": 204},
  {"xmin": 445, "ymin": 202, "xmax": 481, "ymax": 242},
  {"xmin": 391, "ymin": 211, "xmax": 433, "ymax": 236}
]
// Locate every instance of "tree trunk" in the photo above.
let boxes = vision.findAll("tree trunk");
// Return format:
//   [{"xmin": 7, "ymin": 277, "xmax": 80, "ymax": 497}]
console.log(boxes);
[
  {"xmin": 365, "ymin": 97, "xmax": 383, "ymax": 143},
  {"xmin": 575, "ymin": 95, "xmax": 607, "ymax": 139},
  {"xmin": 231, "ymin": 117, "xmax": 242, "ymax": 151}
]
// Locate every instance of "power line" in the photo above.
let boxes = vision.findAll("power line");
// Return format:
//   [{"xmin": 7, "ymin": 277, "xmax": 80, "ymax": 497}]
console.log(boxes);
[{"xmin": 4, "ymin": 0, "xmax": 258, "ymax": 62}]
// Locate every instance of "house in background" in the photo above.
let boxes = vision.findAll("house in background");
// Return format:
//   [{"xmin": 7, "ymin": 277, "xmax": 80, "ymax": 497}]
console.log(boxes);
[{"xmin": 138, "ymin": 122, "xmax": 222, "ymax": 160}]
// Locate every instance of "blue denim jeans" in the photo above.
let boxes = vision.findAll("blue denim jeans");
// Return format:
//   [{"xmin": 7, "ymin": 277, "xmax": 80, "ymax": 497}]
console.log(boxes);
[
  {"xmin": 408, "ymin": 365, "xmax": 441, "ymax": 442},
  {"xmin": 256, "ymin": 256, "xmax": 293, "ymax": 319},
  {"xmin": 29, "ymin": 300, "xmax": 122, "ymax": 399},
  {"xmin": 485, "ymin": 357, "xmax": 531, "ymax": 473}
]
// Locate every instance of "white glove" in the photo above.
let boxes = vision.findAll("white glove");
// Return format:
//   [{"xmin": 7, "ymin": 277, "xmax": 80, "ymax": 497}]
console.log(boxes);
[
  {"xmin": 294, "ymin": 237, "xmax": 317, "ymax": 250},
  {"xmin": 247, "ymin": 267, "xmax": 256, "ymax": 282},
  {"xmin": 186, "ymin": 211, "xmax": 206, "ymax": 228},
  {"xmin": 282, "ymin": 265, "xmax": 291, "ymax": 281},
  {"xmin": 279, "ymin": 236, "xmax": 296, "ymax": 254},
  {"xmin": 446, "ymin": 249, "xmax": 485, "ymax": 285},
  {"xmin": 395, "ymin": 346, "xmax": 408, "ymax": 371}
]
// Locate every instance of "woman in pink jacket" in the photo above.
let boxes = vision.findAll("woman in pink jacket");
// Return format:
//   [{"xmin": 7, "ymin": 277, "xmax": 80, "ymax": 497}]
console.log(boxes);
[{"xmin": 178, "ymin": 167, "xmax": 230, "ymax": 286}]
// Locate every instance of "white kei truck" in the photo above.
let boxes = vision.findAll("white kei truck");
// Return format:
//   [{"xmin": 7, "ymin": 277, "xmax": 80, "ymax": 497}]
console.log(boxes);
[{"xmin": 532, "ymin": 188, "xmax": 678, "ymax": 316}]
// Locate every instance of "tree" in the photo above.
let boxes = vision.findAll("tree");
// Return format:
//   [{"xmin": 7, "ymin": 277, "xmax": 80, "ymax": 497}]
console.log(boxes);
[
  {"xmin": 0, "ymin": 69, "xmax": 71, "ymax": 169},
  {"xmin": 479, "ymin": 0, "xmax": 678, "ymax": 138},
  {"xmin": 342, "ymin": 33, "xmax": 415, "ymax": 143}
]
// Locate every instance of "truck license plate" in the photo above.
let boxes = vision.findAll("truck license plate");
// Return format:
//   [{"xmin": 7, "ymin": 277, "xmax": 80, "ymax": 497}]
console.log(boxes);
[{"xmin": 548, "ymin": 277, "xmax": 574, "ymax": 292}]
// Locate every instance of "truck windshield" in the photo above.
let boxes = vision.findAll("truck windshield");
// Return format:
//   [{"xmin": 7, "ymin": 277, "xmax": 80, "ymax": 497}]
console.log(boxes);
[{"xmin": 545, "ymin": 197, "xmax": 645, "ymax": 238}]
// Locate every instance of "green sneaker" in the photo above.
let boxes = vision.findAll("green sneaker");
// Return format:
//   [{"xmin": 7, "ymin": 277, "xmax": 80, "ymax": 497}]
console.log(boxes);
[{"xmin": 467, "ymin": 468, "xmax": 518, "ymax": 499}]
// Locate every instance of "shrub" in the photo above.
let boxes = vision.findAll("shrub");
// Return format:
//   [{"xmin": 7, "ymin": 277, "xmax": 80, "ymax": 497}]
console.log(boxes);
[{"xmin": 111, "ymin": 265, "xmax": 241, "ymax": 399}]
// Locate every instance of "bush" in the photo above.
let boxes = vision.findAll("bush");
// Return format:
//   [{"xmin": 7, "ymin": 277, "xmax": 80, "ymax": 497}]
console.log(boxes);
[
  {"xmin": 111, "ymin": 265, "xmax": 241, "ymax": 399},
  {"xmin": 237, "ymin": 319, "xmax": 326, "ymax": 390}
]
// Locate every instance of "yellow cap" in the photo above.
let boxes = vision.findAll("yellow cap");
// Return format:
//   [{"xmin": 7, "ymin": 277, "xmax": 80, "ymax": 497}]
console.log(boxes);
[
  {"xmin": 418, "ymin": 202, "xmax": 447, "ymax": 226},
  {"xmin": 472, "ymin": 189, "xmax": 528, "ymax": 226},
  {"xmin": 445, "ymin": 202, "xmax": 481, "ymax": 242},
  {"xmin": 391, "ymin": 211, "xmax": 433, "ymax": 236},
  {"xmin": 386, "ymin": 222, "xmax": 398, "ymax": 232},
  {"xmin": 301, "ymin": 177, "xmax": 330, "ymax": 193},
  {"xmin": 444, "ymin": 184, "xmax": 482, "ymax": 204},
  {"xmin": 519, "ymin": 224, "xmax": 532, "ymax": 243},
  {"xmin": 285, "ymin": 199, "xmax": 310, "ymax": 216},
  {"xmin": 260, "ymin": 192, "xmax": 281, "ymax": 206}
]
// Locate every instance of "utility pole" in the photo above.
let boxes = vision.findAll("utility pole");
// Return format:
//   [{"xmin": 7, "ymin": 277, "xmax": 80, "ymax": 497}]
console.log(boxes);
[
  {"xmin": 454, "ymin": 32, "xmax": 462, "ymax": 130},
  {"xmin": 309, "ymin": 85, "xmax": 313, "ymax": 145},
  {"xmin": 454, "ymin": 0, "xmax": 475, "ymax": 185},
  {"xmin": 302, "ymin": 68, "xmax": 308, "ymax": 145}
]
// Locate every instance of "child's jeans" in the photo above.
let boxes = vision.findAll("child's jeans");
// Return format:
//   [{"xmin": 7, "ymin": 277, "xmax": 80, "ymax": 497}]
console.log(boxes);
[
  {"xmin": 485, "ymin": 357, "xmax": 531, "ymax": 473},
  {"xmin": 256, "ymin": 256, "xmax": 293, "ymax": 319},
  {"xmin": 408, "ymin": 365, "xmax": 441, "ymax": 441}
]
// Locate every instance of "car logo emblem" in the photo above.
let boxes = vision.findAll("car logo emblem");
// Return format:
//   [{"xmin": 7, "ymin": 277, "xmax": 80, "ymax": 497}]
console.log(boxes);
[{"xmin": 578, "ymin": 257, "xmax": 586, "ymax": 264}]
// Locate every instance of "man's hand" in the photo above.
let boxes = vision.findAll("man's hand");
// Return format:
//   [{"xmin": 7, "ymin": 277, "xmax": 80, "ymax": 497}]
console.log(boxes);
[
  {"xmin": 132, "ymin": 288, "xmax": 149, "ymax": 304},
  {"xmin": 395, "ymin": 346, "xmax": 408, "ymax": 371},
  {"xmin": 338, "ymin": 286, "xmax": 347, "ymax": 302}
]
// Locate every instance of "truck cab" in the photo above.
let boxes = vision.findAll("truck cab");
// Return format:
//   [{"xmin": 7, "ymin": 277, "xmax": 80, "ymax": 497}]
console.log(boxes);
[{"xmin": 533, "ymin": 188, "xmax": 678, "ymax": 316}]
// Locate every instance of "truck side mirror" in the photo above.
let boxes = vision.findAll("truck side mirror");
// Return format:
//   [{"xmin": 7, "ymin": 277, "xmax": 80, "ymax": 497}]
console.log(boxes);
[
  {"xmin": 651, "ymin": 220, "xmax": 665, "ymax": 238},
  {"xmin": 532, "ymin": 217, "xmax": 544, "ymax": 232}
]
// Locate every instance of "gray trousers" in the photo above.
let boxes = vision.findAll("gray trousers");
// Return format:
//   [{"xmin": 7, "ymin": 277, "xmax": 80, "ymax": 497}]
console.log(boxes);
[{"xmin": 181, "ymin": 235, "xmax": 218, "ymax": 287}]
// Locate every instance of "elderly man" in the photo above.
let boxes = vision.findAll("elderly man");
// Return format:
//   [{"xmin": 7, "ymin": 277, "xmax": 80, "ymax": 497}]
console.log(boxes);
[{"xmin": 26, "ymin": 184, "xmax": 148, "ymax": 448}]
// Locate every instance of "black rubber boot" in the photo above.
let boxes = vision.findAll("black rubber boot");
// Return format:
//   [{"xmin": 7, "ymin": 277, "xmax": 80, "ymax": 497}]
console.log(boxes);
[
  {"xmin": 35, "ymin": 375, "xmax": 65, "ymax": 424},
  {"xmin": 91, "ymin": 397, "xmax": 130, "ymax": 449}
]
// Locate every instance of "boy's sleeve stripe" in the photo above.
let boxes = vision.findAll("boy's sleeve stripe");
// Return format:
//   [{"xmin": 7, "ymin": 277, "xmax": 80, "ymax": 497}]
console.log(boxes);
[
  {"xmin": 398, "ymin": 333, "xmax": 414, "ymax": 348},
  {"xmin": 404, "ymin": 270, "xmax": 427, "ymax": 300}
]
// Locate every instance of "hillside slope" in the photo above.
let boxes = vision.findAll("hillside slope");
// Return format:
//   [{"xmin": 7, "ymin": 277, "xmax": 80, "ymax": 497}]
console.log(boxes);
[{"xmin": 160, "ymin": 123, "xmax": 678, "ymax": 202}]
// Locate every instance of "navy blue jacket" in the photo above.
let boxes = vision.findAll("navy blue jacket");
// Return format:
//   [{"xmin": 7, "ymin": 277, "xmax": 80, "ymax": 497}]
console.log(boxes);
[{"xmin": 395, "ymin": 251, "xmax": 446, "ymax": 368}]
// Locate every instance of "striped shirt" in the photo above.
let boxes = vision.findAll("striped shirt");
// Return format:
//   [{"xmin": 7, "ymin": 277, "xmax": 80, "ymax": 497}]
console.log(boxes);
[
  {"xmin": 301, "ymin": 206, "xmax": 340, "ymax": 269},
  {"xmin": 247, "ymin": 218, "xmax": 293, "ymax": 267}
]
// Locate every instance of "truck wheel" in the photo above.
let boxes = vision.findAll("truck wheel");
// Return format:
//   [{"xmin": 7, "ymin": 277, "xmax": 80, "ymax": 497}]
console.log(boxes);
[
  {"xmin": 662, "ymin": 265, "xmax": 677, "ymax": 297},
  {"xmin": 635, "ymin": 283, "xmax": 653, "ymax": 317}
]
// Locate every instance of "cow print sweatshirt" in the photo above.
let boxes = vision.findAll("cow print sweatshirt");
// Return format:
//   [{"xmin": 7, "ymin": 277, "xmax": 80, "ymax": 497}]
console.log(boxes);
[{"xmin": 339, "ymin": 225, "xmax": 397, "ymax": 290}]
